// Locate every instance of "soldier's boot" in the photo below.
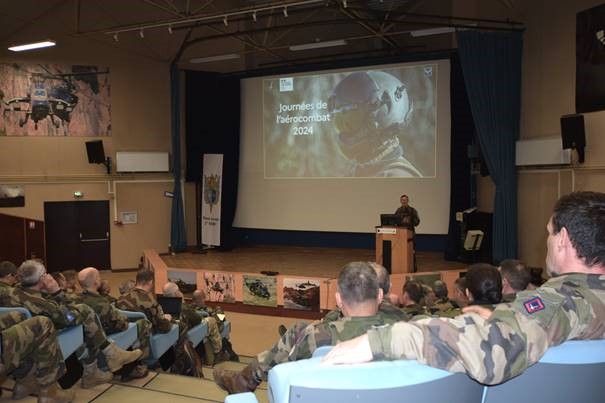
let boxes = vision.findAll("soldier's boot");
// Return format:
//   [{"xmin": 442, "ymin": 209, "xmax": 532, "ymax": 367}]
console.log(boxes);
[
  {"xmin": 103, "ymin": 343, "xmax": 143, "ymax": 373},
  {"xmin": 80, "ymin": 361, "xmax": 113, "ymax": 389},
  {"xmin": 213, "ymin": 362, "xmax": 261, "ymax": 394},
  {"xmin": 12, "ymin": 367, "xmax": 38, "ymax": 400},
  {"xmin": 37, "ymin": 383, "xmax": 74, "ymax": 403}
]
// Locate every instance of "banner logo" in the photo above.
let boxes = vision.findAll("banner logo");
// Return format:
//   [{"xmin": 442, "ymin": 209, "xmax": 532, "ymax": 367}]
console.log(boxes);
[{"xmin": 203, "ymin": 174, "xmax": 221, "ymax": 212}]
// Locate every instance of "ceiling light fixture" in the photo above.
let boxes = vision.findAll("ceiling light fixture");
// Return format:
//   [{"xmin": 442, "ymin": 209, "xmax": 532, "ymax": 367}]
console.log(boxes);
[
  {"xmin": 410, "ymin": 27, "xmax": 456, "ymax": 37},
  {"xmin": 289, "ymin": 39, "xmax": 347, "ymax": 51},
  {"xmin": 283, "ymin": 7, "xmax": 288, "ymax": 17},
  {"xmin": 139, "ymin": 29, "xmax": 145, "ymax": 38},
  {"xmin": 223, "ymin": 15, "xmax": 228, "ymax": 26},
  {"xmin": 168, "ymin": 24, "xmax": 173, "ymax": 34},
  {"xmin": 252, "ymin": 11, "xmax": 257, "ymax": 22},
  {"xmin": 189, "ymin": 53, "xmax": 240, "ymax": 63},
  {"xmin": 113, "ymin": 33, "xmax": 119, "ymax": 42},
  {"xmin": 8, "ymin": 40, "xmax": 56, "ymax": 52},
  {"xmin": 343, "ymin": 0, "xmax": 347, "ymax": 7}
]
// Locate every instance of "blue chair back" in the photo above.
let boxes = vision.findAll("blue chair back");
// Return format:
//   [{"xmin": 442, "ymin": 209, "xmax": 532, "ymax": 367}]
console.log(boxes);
[
  {"xmin": 482, "ymin": 339, "xmax": 605, "ymax": 403},
  {"xmin": 267, "ymin": 352, "xmax": 483, "ymax": 403}
]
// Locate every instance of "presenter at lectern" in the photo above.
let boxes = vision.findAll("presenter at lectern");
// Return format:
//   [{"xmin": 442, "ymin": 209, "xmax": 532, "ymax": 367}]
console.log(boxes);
[{"xmin": 394, "ymin": 194, "xmax": 420, "ymax": 232}]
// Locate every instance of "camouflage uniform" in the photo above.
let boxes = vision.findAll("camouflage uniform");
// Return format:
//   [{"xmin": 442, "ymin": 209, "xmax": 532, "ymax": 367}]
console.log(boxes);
[
  {"xmin": 402, "ymin": 303, "xmax": 429, "ymax": 318},
  {"xmin": 189, "ymin": 301, "xmax": 225, "ymax": 333},
  {"xmin": 322, "ymin": 301, "xmax": 409, "ymax": 324},
  {"xmin": 182, "ymin": 302, "xmax": 222, "ymax": 353},
  {"xmin": 0, "ymin": 311, "xmax": 65, "ymax": 386},
  {"xmin": 429, "ymin": 298, "xmax": 462, "ymax": 318},
  {"xmin": 253, "ymin": 311, "xmax": 399, "ymax": 381},
  {"xmin": 394, "ymin": 205, "xmax": 420, "ymax": 230},
  {"xmin": 77, "ymin": 290, "xmax": 152, "ymax": 358},
  {"xmin": 366, "ymin": 273, "xmax": 605, "ymax": 385},
  {"xmin": 116, "ymin": 288, "xmax": 172, "ymax": 333},
  {"xmin": 0, "ymin": 283, "xmax": 109, "ymax": 364}
]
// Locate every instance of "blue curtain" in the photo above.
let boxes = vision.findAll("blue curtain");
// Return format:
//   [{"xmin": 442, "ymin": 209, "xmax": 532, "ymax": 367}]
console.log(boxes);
[
  {"xmin": 170, "ymin": 66, "xmax": 187, "ymax": 252},
  {"xmin": 457, "ymin": 31, "xmax": 522, "ymax": 263}
]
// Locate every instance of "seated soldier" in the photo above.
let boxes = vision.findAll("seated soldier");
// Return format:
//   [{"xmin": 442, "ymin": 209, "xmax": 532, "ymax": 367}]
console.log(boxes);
[
  {"xmin": 324, "ymin": 191, "xmax": 605, "ymax": 386},
  {"xmin": 429, "ymin": 280, "xmax": 461, "ymax": 318},
  {"xmin": 77, "ymin": 267, "xmax": 151, "ymax": 382},
  {"xmin": 117, "ymin": 269, "xmax": 199, "ymax": 376},
  {"xmin": 399, "ymin": 280, "xmax": 429, "ymax": 317},
  {"xmin": 163, "ymin": 282, "xmax": 229, "ymax": 365},
  {"xmin": 465, "ymin": 263, "xmax": 503, "ymax": 307},
  {"xmin": 116, "ymin": 269, "xmax": 173, "ymax": 332},
  {"xmin": 499, "ymin": 259, "xmax": 531, "ymax": 302},
  {"xmin": 3, "ymin": 260, "xmax": 142, "ymax": 389},
  {"xmin": 98, "ymin": 280, "xmax": 117, "ymax": 304},
  {"xmin": 0, "ymin": 261, "xmax": 18, "ymax": 287},
  {"xmin": 0, "ymin": 310, "xmax": 75, "ymax": 403},
  {"xmin": 213, "ymin": 261, "xmax": 401, "ymax": 394}
]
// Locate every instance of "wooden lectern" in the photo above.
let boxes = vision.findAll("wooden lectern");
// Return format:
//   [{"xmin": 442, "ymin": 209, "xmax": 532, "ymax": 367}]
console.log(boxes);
[{"xmin": 375, "ymin": 226, "xmax": 413, "ymax": 274}]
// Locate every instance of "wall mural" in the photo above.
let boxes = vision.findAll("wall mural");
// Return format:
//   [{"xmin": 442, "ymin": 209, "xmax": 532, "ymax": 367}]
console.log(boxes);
[{"xmin": 0, "ymin": 63, "xmax": 110, "ymax": 136}]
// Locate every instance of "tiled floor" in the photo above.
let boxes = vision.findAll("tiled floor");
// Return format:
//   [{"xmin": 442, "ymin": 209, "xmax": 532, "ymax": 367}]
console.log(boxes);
[{"xmin": 0, "ymin": 358, "xmax": 267, "ymax": 403}]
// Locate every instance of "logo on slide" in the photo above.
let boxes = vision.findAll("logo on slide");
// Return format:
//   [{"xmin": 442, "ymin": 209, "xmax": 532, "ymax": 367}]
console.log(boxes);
[{"xmin": 279, "ymin": 77, "xmax": 293, "ymax": 92}]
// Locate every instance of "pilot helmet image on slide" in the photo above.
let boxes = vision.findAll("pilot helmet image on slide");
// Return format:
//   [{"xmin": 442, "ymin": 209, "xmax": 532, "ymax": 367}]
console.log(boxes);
[{"xmin": 328, "ymin": 71, "xmax": 422, "ymax": 177}]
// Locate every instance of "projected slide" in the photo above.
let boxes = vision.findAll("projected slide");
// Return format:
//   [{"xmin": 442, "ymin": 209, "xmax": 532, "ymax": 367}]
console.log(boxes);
[{"xmin": 263, "ymin": 64, "xmax": 437, "ymax": 178}]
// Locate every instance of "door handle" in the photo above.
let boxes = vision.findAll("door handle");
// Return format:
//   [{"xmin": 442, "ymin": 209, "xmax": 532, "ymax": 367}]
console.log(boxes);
[{"xmin": 80, "ymin": 238, "xmax": 109, "ymax": 242}]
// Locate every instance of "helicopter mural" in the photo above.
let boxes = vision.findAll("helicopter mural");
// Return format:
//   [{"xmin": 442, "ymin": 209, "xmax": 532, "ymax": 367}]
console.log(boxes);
[
  {"xmin": 283, "ymin": 278, "xmax": 321, "ymax": 311},
  {"xmin": 203, "ymin": 272, "xmax": 235, "ymax": 303},
  {"xmin": 243, "ymin": 274, "xmax": 277, "ymax": 307},
  {"xmin": 0, "ymin": 63, "xmax": 110, "ymax": 136}
]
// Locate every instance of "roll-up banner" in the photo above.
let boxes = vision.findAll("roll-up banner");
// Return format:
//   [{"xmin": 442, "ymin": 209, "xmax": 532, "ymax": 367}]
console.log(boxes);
[{"xmin": 202, "ymin": 153, "xmax": 223, "ymax": 246}]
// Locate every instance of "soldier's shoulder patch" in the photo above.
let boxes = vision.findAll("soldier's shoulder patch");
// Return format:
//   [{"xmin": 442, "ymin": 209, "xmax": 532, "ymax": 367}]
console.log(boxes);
[{"xmin": 523, "ymin": 296, "xmax": 545, "ymax": 314}]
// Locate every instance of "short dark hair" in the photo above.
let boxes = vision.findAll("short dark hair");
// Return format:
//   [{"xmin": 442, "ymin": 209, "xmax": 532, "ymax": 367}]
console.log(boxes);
[
  {"xmin": 135, "ymin": 269, "xmax": 154, "ymax": 285},
  {"xmin": 369, "ymin": 262, "xmax": 390, "ymax": 294},
  {"xmin": 499, "ymin": 259, "xmax": 530, "ymax": 292},
  {"xmin": 466, "ymin": 263, "xmax": 502, "ymax": 304},
  {"xmin": 528, "ymin": 266, "xmax": 545, "ymax": 286},
  {"xmin": 432, "ymin": 280, "xmax": 448, "ymax": 299},
  {"xmin": 552, "ymin": 191, "xmax": 605, "ymax": 268},
  {"xmin": 0, "ymin": 261, "xmax": 17, "ymax": 278},
  {"xmin": 403, "ymin": 280, "xmax": 424, "ymax": 304},
  {"xmin": 337, "ymin": 262, "xmax": 379, "ymax": 305}
]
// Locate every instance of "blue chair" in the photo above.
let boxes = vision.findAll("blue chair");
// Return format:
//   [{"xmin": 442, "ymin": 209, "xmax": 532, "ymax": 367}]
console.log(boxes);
[
  {"xmin": 107, "ymin": 322, "xmax": 139, "ymax": 350},
  {"xmin": 0, "ymin": 306, "xmax": 84, "ymax": 360},
  {"xmin": 117, "ymin": 308, "xmax": 179, "ymax": 363},
  {"xmin": 225, "ymin": 345, "xmax": 483, "ymax": 403},
  {"xmin": 481, "ymin": 338, "xmax": 605, "ymax": 403},
  {"xmin": 187, "ymin": 320, "xmax": 209, "ymax": 348}
]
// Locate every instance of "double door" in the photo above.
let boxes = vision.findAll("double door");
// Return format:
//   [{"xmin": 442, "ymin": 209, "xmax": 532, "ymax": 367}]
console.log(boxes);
[{"xmin": 44, "ymin": 200, "xmax": 111, "ymax": 272}]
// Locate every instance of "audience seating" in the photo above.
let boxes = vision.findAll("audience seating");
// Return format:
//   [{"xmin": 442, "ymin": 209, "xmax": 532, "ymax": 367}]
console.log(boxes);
[
  {"xmin": 0, "ymin": 306, "xmax": 85, "ymax": 359},
  {"xmin": 117, "ymin": 309, "xmax": 180, "ymax": 362},
  {"xmin": 224, "ymin": 339, "xmax": 605, "ymax": 403},
  {"xmin": 107, "ymin": 322, "xmax": 139, "ymax": 350},
  {"xmin": 481, "ymin": 338, "xmax": 605, "ymax": 403}
]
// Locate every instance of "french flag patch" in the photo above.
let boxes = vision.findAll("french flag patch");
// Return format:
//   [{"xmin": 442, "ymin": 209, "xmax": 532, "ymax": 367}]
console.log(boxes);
[{"xmin": 523, "ymin": 297, "xmax": 545, "ymax": 314}]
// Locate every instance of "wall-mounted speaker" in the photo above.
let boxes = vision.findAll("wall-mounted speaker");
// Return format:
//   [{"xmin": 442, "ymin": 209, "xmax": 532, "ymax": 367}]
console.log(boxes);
[{"xmin": 85, "ymin": 140, "xmax": 106, "ymax": 164}]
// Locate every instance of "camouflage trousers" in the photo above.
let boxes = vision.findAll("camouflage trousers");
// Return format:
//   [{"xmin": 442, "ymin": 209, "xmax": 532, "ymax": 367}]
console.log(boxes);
[
  {"xmin": 254, "ymin": 322, "xmax": 311, "ymax": 381},
  {"xmin": 135, "ymin": 318, "xmax": 152, "ymax": 359},
  {"xmin": 0, "ymin": 312, "xmax": 65, "ymax": 386},
  {"xmin": 72, "ymin": 304, "xmax": 109, "ymax": 363},
  {"xmin": 203, "ymin": 317, "xmax": 222, "ymax": 354}
]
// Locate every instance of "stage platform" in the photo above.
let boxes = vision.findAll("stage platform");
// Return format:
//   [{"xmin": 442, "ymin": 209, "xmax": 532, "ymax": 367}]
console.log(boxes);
[{"xmin": 161, "ymin": 245, "xmax": 466, "ymax": 277}]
